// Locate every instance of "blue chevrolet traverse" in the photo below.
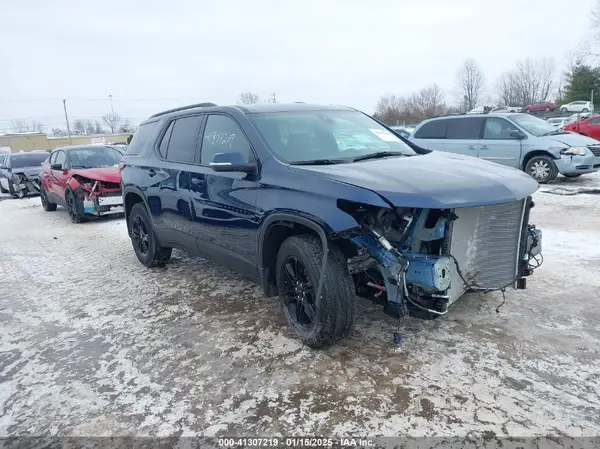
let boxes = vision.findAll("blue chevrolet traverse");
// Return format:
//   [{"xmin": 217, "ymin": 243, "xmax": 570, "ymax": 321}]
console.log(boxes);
[{"xmin": 120, "ymin": 103, "xmax": 543, "ymax": 348}]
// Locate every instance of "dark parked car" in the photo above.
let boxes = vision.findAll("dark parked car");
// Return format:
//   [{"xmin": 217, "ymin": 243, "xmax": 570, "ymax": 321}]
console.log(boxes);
[
  {"xmin": 120, "ymin": 103, "xmax": 543, "ymax": 348},
  {"xmin": 0, "ymin": 151, "xmax": 49, "ymax": 198}
]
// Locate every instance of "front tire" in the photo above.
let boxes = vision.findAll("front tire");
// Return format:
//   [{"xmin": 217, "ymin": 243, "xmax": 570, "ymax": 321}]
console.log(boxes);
[
  {"xmin": 582, "ymin": 108, "xmax": 589, "ymax": 113},
  {"xmin": 276, "ymin": 234, "xmax": 355, "ymax": 348},
  {"xmin": 0, "ymin": 181, "xmax": 7, "ymax": 194},
  {"xmin": 128, "ymin": 202, "xmax": 172, "ymax": 267},
  {"xmin": 65, "ymin": 189, "xmax": 88, "ymax": 223},
  {"xmin": 525, "ymin": 155, "xmax": 558, "ymax": 183},
  {"xmin": 40, "ymin": 186, "xmax": 57, "ymax": 211},
  {"xmin": 561, "ymin": 107, "xmax": 568, "ymax": 112}
]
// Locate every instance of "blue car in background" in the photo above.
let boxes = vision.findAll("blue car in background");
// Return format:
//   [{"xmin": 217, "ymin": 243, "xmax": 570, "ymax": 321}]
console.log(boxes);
[{"xmin": 121, "ymin": 103, "xmax": 543, "ymax": 348}]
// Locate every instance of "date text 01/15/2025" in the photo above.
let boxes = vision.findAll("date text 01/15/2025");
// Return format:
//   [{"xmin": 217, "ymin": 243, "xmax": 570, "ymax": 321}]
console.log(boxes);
[{"xmin": 217, "ymin": 437, "xmax": 375, "ymax": 447}]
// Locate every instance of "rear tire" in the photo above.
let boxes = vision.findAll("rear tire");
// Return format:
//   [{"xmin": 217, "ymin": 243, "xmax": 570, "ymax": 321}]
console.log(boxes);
[
  {"xmin": 276, "ymin": 234, "xmax": 355, "ymax": 348},
  {"xmin": 128, "ymin": 202, "xmax": 172, "ymax": 267},
  {"xmin": 40, "ymin": 186, "xmax": 57, "ymax": 211},
  {"xmin": 561, "ymin": 107, "xmax": 568, "ymax": 112},
  {"xmin": 525, "ymin": 155, "xmax": 558, "ymax": 184},
  {"xmin": 582, "ymin": 108, "xmax": 589, "ymax": 113},
  {"xmin": 0, "ymin": 182, "xmax": 7, "ymax": 194}
]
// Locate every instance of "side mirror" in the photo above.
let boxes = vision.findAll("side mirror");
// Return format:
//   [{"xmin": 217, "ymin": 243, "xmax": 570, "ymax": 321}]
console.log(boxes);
[
  {"xmin": 209, "ymin": 152, "xmax": 256, "ymax": 174},
  {"xmin": 50, "ymin": 163, "xmax": 63, "ymax": 171},
  {"xmin": 510, "ymin": 130, "xmax": 526, "ymax": 140}
]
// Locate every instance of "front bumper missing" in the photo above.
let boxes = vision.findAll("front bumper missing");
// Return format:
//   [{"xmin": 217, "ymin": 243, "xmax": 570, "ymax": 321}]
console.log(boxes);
[{"xmin": 83, "ymin": 194, "xmax": 123, "ymax": 216}]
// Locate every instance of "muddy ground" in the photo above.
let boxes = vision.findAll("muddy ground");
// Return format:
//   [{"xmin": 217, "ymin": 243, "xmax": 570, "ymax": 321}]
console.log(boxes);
[{"xmin": 0, "ymin": 176, "xmax": 599, "ymax": 438}]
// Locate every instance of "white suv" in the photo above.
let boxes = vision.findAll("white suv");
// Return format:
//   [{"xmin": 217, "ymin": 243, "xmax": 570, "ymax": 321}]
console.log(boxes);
[{"xmin": 559, "ymin": 101, "xmax": 592, "ymax": 113}]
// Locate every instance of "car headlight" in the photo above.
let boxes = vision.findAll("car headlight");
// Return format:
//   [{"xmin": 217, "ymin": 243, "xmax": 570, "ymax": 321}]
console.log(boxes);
[{"xmin": 561, "ymin": 146, "xmax": 587, "ymax": 156}]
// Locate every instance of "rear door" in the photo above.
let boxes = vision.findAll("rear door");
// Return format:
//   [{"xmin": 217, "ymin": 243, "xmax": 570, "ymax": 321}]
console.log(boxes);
[
  {"xmin": 147, "ymin": 114, "xmax": 204, "ymax": 249},
  {"xmin": 583, "ymin": 116, "xmax": 600, "ymax": 139},
  {"xmin": 410, "ymin": 120, "xmax": 447, "ymax": 151},
  {"xmin": 480, "ymin": 117, "xmax": 523, "ymax": 168},
  {"xmin": 444, "ymin": 117, "xmax": 484, "ymax": 158}
]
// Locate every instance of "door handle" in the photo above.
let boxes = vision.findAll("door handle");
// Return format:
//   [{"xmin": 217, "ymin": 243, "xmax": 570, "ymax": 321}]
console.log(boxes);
[
  {"xmin": 479, "ymin": 145, "xmax": 489, "ymax": 150},
  {"xmin": 467, "ymin": 145, "xmax": 477, "ymax": 150},
  {"xmin": 146, "ymin": 168, "xmax": 156, "ymax": 177}
]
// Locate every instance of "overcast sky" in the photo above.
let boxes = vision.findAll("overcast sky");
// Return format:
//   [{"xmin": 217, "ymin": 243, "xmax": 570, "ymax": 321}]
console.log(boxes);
[{"xmin": 1, "ymin": 0, "xmax": 597, "ymax": 132}]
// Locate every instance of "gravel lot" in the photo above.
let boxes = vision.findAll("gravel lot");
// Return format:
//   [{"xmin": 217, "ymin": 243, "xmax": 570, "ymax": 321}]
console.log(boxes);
[{"xmin": 1, "ymin": 175, "xmax": 599, "ymax": 438}]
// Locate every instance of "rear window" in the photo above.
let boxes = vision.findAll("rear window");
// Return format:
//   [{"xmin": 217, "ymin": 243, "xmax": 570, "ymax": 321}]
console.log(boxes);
[
  {"xmin": 445, "ymin": 117, "xmax": 484, "ymax": 139},
  {"xmin": 126, "ymin": 121, "xmax": 159, "ymax": 155},
  {"xmin": 10, "ymin": 153, "xmax": 49, "ymax": 168},
  {"xmin": 413, "ymin": 120, "xmax": 446, "ymax": 139}
]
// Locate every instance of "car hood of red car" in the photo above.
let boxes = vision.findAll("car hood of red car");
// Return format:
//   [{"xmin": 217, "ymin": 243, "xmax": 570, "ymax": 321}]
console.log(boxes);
[{"xmin": 71, "ymin": 166, "xmax": 121, "ymax": 183}]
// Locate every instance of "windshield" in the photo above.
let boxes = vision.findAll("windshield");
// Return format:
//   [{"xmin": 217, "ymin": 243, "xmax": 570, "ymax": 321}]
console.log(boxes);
[
  {"xmin": 509, "ymin": 113, "xmax": 561, "ymax": 136},
  {"xmin": 10, "ymin": 153, "xmax": 49, "ymax": 168},
  {"xmin": 249, "ymin": 110, "xmax": 417, "ymax": 164},
  {"xmin": 69, "ymin": 146, "xmax": 123, "ymax": 168}
]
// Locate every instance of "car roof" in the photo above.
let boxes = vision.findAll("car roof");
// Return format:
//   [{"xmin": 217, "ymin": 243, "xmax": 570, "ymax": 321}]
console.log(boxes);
[
  {"xmin": 421, "ymin": 112, "xmax": 523, "ymax": 122},
  {"xmin": 141, "ymin": 102, "xmax": 354, "ymax": 125},
  {"xmin": 51, "ymin": 144, "xmax": 113, "ymax": 152},
  {"xmin": 9, "ymin": 151, "xmax": 51, "ymax": 157}
]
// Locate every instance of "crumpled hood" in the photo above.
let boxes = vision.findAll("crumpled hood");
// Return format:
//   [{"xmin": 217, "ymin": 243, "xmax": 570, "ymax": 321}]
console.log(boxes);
[
  {"xmin": 546, "ymin": 132, "xmax": 600, "ymax": 147},
  {"xmin": 71, "ymin": 167, "xmax": 121, "ymax": 183},
  {"xmin": 289, "ymin": 151, "xmax": 539, "ymax": 208}
]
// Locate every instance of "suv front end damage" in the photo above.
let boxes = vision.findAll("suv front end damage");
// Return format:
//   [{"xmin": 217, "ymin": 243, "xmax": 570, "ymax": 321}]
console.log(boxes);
[
  {"xmin": 342, "ymin": 197, "xmax": 543, "ymax": 317},
  {"xmin": 74, "ymin": 177, "xmax": 124, "ymax": 216}
]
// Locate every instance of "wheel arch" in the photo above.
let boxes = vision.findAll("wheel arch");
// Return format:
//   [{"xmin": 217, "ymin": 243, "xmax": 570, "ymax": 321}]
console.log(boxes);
[
  {"xmin": 258, "ymin": 212, "xmax": 333, "ymax": 298},
  {"xmin": 522, "ymin": 150, "xmax": 559, "ymax": 171}
]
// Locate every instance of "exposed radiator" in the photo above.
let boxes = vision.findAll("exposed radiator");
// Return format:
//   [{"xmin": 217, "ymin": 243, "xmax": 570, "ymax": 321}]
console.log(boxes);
[{"xmin": 444, "ymin": 199, "xmax": 526, "ymax": 304}]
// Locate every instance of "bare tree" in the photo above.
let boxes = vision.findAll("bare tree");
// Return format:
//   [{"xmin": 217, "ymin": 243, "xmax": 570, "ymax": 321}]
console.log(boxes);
[
  {"xmin": 495, "ymin": 58, "xmax": 555, "ymax": 107},
  {"xmin": 267, "ymin": 93, "xmax": 278, "ymax": 103},
  {"xmin": 238, "ymin": 92, "xmax": 260, "ymax": 104},
  {"xmin": 373, "ymin": 94, "xmax": 403, "ymax": 124},
  {"xmin": 118, "ymin": 119, "xmax": 134, "ymax": 133},
  {"xmin": 102, "ymin": 112, "xmax": 122, "ymax": 134},
  {"xmin": 10, "ymin": 120, "xmax": 45, "ymax": 133},
  {"xmin": 51, "ymin": 127, "xmax": 66, "ymax": 137},
  {"xmin": 455, "ymin": 59, "xmax": 484, "ymax": 111},
  {"xmin": 409, "ymin": 84, "xmax": 447, "ymax": 118},
  {"xmin": 73, "ymin": 119, "xmax": 85, "ymax": 135},
  {"xmin": 84, "ymin": 120, "xmax": 95, "ymax": 135},
  {"xmin": 94, "ymin": 121, "xmax": 104, "ymax": 134}
]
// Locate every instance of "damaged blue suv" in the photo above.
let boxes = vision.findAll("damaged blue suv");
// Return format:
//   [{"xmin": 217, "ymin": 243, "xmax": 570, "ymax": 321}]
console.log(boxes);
[{"xmin": 121, "ymin": 103, "xmax": 543, "ymax": 348}]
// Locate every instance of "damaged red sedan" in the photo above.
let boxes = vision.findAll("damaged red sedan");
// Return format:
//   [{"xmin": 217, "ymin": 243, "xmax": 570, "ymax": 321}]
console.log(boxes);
[{"xmin": 39, "ymin": 145, "xmax": 124, "ymax": 223}]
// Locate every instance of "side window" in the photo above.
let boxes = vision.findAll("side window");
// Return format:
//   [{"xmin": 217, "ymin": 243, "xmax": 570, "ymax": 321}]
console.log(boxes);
[
  {"xmin": 588, "ymin": 117, "xmax": 600, "ymax": 125},
  {"xmin": 165, "ymin": 115, "xmax": 203, "ymax": 163},
  {"xmin": 483, "ymin": 118, "xmax": 519, "ymax": 140},
  {"xmin": 413, "ymin": 120, "xmax": 446, "ymax": 139},
  {"xmin": 158, "ymin": 121, "xmax": 174, "ymax": 158},
  {"xmin": 126, "ymin": 121, "xmax": 159, "ymax": 155},
  {"xmin": 49, "ymin": 152, "xmax": 58, "ymax": 164},
  {"xmin": 200, "ymin": 115, "xmax": 251, "ymax": 165},
  {"xmin": 54, "ymin": 151, "xmax": 66, "ymax": 168},
  {"xmin": 445, "ymin": 117, "xmax": 484, "ymax": 139}
]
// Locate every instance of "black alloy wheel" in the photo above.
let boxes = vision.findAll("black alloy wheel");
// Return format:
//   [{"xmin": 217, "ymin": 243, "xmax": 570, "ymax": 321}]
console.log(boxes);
[{"xmin": 281, "ymin": 255, "xmax": 317, "ymax": 330}]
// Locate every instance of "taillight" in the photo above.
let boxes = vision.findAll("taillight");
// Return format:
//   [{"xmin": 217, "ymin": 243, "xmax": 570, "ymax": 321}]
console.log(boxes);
[{"xmin": 118, "ymin": 161, "xmax": 126, "ymax": 172}]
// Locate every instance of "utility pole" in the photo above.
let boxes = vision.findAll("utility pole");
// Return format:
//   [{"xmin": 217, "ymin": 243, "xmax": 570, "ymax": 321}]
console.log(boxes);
[
  {"xmin": 109, "ymin": 94, "xmax": 115, "ymax": 115},
  {"xmin": 63, "ymin": 99, "xmax": 72, "ymax": 145}
]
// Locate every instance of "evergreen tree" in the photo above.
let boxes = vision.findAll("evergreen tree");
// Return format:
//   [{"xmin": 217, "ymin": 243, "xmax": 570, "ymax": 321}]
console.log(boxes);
[{"xmin": 563, "ymin": 64, "xmax": 600, "ymax": 106}]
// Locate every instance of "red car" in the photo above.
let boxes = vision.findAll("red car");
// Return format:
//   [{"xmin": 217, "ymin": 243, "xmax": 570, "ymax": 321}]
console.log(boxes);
[
  {"xmin": 524, "ymin": 101, "xmax": 557, "ymax": 113},
  {"xmin": 562, "ymin": 115, "xmax": 600, "ymax": 140},
  {"xmin": 39, "ymin": 145, "xmax": 124, "ymax": 223}
]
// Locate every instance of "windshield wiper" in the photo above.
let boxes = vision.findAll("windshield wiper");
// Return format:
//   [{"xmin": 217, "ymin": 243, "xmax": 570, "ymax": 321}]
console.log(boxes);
[
  {"xmin": 542, "ymin": 130, "xmax": 568, "ymax": 136},
  {"xmin": 290, "ymin": 159, "xmax": 347, "ymax": 165},
  {"xmin": 352, "ymin": 151, "xmax": 405, "ymax": 162}
]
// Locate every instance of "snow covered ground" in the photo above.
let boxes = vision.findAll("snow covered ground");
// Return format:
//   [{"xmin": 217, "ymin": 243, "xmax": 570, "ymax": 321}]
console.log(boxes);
[{"xmin": 0, "ymin": 173, "xmax": 599, "ymax": 438}]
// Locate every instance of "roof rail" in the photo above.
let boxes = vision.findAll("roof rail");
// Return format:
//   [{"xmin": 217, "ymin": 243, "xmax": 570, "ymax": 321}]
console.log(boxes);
[{"xmin": 149, "ymin": 102, "xmax": 217, "ymax": 119}]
